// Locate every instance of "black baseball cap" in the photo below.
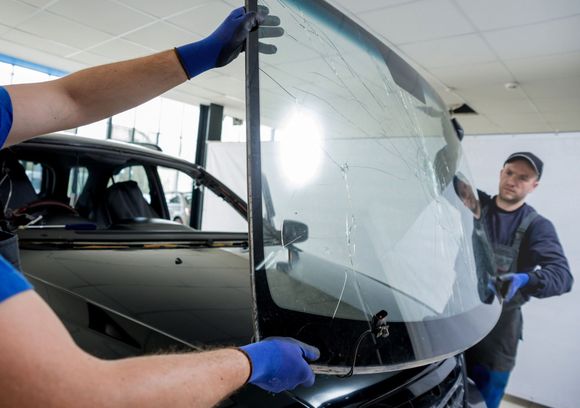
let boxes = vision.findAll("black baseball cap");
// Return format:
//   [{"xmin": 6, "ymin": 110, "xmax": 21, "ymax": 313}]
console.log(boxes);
[{"xmin": 505, "ymin": 152, "xmax": 543, "ymax": 180}]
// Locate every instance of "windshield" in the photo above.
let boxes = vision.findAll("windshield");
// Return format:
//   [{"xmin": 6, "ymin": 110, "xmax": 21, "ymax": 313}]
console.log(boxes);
[{"xmin": 248, "ymin": 0, "xmax": 500, "ymax": 373}]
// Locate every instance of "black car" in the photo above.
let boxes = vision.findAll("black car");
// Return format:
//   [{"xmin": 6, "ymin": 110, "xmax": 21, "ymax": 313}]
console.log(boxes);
[{"xmin": 0, "ymin": 134, "xmax": 488, "ymax": 407}]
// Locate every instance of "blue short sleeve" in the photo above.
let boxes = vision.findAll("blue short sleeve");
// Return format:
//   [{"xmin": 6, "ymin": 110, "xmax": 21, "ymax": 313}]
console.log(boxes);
[
  {"xmin": 0, "ymin": 86, "xmax": 14, "ymax": 148},
  {"xmin": 0, "ymin": 255, "xmax": 32, "ymax": 303}
]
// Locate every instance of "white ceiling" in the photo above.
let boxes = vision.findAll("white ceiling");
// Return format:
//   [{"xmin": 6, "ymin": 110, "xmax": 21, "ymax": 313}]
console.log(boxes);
[{"xmin": 0, "ymin": 0, "xmax": 579, "ymax": 135}]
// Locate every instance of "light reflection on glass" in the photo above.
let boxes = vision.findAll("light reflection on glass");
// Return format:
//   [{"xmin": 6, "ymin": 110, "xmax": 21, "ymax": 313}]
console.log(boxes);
[{"xmin": 276, "ymin": 108, "xmax": 324, "ymax": 187}]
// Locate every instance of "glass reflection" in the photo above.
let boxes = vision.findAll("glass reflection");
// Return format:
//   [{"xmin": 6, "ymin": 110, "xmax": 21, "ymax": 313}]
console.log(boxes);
[
  {"xmin": 451, "ymin": 173, "xmax": 496, "ymax": 304},
  {"xmin": 277, "ymin": 109, "xmax": 324, "ymax": 187},
  {"xmin": 252, "ymin": 0, "xmax": 500, "ymax": 372},
  {"xmin": 453, "ymin": 173, "xmax": 481, "ymax": 219}
]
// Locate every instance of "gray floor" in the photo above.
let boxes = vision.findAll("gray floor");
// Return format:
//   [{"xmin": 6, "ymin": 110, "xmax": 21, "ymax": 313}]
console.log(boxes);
[{"xmin": 502, "ymin": 395, "xmax": 551, "ymax": 408}]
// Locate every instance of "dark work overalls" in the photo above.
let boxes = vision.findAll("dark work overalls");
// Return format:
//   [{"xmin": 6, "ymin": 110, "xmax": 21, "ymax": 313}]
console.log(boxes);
[
  {"xmin": 0, "ymin": 230, "xmax": 22, "ymax": 271},
  {"xmin": 467, "ymin": 206, "xmax": 539, "ymax": 372}
]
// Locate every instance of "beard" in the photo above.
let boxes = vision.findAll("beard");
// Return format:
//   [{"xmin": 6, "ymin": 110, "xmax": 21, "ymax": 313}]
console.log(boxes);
[{"xmin": 498, "ymin": 188, "xmax": 524, "ymax": 205}]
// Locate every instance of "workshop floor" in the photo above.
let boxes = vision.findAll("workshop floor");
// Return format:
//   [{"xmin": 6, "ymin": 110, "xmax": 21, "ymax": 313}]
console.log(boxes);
[{"xmin": 502, "ymin": 395, "xmax": 550, "ymax": 408}]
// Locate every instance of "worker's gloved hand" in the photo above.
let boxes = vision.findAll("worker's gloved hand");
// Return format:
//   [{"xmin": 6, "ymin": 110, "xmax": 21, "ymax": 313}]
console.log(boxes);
[
  {"xmin": 175, "ymin": 6, "xmax": 283, "ymax": 79},
  {"xmin": 239, "ymin": 337, "xmax": 320, "ymax": 393},
  {"xmin": 499, "ymin": 273, "xmax": 529, "ymax": 302},
  {"xmin": 482, "ymin": 279, "xmax": 497, "ymax": 304}
]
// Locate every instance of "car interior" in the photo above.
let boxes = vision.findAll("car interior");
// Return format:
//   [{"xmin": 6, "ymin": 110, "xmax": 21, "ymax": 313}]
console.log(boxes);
[{"xmin": 0, "ymin": 145, "xmax": 191, "ymax": 231}]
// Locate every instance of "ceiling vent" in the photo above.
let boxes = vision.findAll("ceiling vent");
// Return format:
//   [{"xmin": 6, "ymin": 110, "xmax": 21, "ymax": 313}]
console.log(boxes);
[{"xmin": 450, "ymin": 104, "xmax": 477, "ymax": 115}]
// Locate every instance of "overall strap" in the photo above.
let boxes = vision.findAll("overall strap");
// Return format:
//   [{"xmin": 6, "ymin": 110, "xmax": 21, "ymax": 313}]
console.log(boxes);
[{"xmin": 511, "ymin": 210, "xmax": 538, "ymax": 251}]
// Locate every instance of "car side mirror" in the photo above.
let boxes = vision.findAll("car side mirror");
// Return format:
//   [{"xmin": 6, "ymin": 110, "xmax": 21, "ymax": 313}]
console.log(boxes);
[
  {"xmin": 276, "ymin": 220, "xmax": 308, "ymax": 274},
  {"xmin": 282, "ymin": 220, "xmax": 308, "ymax": 245}
]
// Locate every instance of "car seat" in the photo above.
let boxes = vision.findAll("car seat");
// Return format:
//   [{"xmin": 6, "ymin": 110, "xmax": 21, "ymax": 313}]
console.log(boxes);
[
  {"xmin": 0, "ymin": 157, "xmax": 81, "ymax": 227},
  {"xmin": 104, "ymin": 180, "xmax": 158, "ymax": 224},
  {"xmin": 0, "ymin": 157, "xmax": 39, "ymax": 215}
]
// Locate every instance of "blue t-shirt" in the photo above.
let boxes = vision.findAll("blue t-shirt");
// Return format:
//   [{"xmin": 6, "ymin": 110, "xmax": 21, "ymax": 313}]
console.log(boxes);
[
  {"xmin": 0, "ymin": 88, "xmax": 32, "ymax": 302},
  {"xmin": 0, "ymin": 256, "xmax": 31, "ymax": 302},
  {"xmin": 0, "ymin": 86, "xmax": 13, "ymax": 147}
]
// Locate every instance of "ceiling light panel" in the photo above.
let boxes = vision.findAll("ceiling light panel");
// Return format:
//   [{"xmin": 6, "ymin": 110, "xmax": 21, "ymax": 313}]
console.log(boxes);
[
  {"xmin": 47, "ymin": 0, "xmax": 155, "ymax": 36},
  {"xmin": 17, "ymin": 11, "xmax": 113, "ymax": 49},
  {"xmin": 121, "ymin": 0, "xmax": 211, "ymax": 19},
  {"xmin": 430, "ymin": 62, "xmax": 513, "ymax": 88},
  {"xmin": 360, "ymin": 0, "xmax": 474, "ymax": 44},
  {"xmin": 124, "ymin": 22, "xmax": 199, "ymax": 50},
  {"xmin": 15, "ymin": 0, "xmax": 53, "ymax": 7},
  {"xmin": 331, "ymin": 0, "xmax": 414, "ymax": 14},
  {"xmin": 523, "ymin": 76, "xmax": 580, "ymax": 99},
  {"xmin": 90, "ymin": 38, "xmax": 153, "ymax": 60},
  {"xmin": 456, "ymin": 0, "xmax": 580, "ymax": 31},
  {"xmin": 0, "ymin": 0, "xmax": 38, "ymax": 27},
  {"xmin": 168, "ymin": 2, "xmax": 233, "ymax": 37},
  {"xmin": 504, "ymin": 51, "xmax": 580, "ymax": 82},
  {"xmin": 400, "ymin": 34, "xmax": 495, "ymax": 68},
  {"xmin": 483, "ymin": 14, "xmax": 580, "ymax": 60},
  {"xmin": 2, "ymin": 27, "xmax": 79, "ymax": 56}
]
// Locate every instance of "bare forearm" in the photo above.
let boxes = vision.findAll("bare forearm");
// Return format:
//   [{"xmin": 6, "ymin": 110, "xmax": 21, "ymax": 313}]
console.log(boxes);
[
  {"xmin": 103, "ymin": 349, "xmax": 250, "ymax": 408},
  {"xmin": 59, "ymin": 50, "xmax": 187, "ymax": 123},
  {"xmin": 7, "ymin": 348, "xmax": 249, "ymax": 408},
  {"xmin": 5, "ymin": 50, "xmax": 187, "ymax": 145},
  {"xmin": 0, "ymin": 292, "xmax": 249, "ymax": 408}
]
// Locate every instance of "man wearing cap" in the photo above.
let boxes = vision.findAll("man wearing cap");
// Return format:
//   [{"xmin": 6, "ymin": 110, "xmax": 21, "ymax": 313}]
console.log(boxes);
[{"xmin": 465, "ymin": 152, "xmax": 573, "ymax": 408}]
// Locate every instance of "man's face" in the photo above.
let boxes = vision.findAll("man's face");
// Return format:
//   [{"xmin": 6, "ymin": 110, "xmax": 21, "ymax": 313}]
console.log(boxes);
[{"xmin": 498, "ymin": 160, "xmax": 539, "ymax": 204}]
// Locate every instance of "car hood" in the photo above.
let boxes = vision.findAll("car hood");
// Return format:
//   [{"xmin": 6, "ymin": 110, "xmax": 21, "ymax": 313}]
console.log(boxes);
[
  {"xmin": 20, "ymin": 239, "xmax": 467, "ymax": 406},
  {"xmin": 21, "ymin": 246, "xmax": 255, "ymax": 346}
]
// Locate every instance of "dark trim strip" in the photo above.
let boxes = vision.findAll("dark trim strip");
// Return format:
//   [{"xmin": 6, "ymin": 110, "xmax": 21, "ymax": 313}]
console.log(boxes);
[{"xmin": 245, "ymin": 0, "xmax": 266, "ymax": 340}]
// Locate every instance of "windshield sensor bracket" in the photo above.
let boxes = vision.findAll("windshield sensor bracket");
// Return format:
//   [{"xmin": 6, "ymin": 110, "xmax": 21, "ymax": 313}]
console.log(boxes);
[{"xmin": 372, "ymin": 309, "xmax": 390, "ymax": 339}]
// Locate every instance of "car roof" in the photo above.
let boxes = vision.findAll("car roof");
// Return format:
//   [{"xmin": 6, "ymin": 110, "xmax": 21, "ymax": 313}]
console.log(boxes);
[
  {"xmin": 8, "ymin": 133, "xmax": 248, "ymax": 219},
  {"xmin": 23, "ymin": 133, "xmax": 196, "ymax": 169}
]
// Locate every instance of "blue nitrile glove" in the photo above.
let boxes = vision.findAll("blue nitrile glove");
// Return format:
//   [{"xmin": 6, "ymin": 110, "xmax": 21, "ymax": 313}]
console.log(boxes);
[
  {"xmin": 239, "ymin": 337, "xmax": 320, "ymax": 393},
  {"xmin": 499, "ymin": 273, "xmax": 530, "ymax": 302},
  {"xmin": 175, "ymin": 6, "xmax": 282, "ymax": 79}
]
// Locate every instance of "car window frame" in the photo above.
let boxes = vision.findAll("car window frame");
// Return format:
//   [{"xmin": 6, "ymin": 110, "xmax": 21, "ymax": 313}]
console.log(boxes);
[{"xmin": 8, "ymin": 137, "xmax": 249, "ymax": 234}]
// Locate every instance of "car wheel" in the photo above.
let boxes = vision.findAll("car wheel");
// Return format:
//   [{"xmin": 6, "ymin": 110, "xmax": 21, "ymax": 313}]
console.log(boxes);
[{"xmin": 173, "ymin": 217, "xmax": 183, "ymax": 224}]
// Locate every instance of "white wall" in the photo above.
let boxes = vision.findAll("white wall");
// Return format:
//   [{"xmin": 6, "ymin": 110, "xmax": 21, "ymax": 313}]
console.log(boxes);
[
  {"xmin": 463, "ymin": 133, "xmax": 580, "ymax": 408},
  {"xmin": 208, "ymin": 134, "xmax": 579, "ymax": 407}
]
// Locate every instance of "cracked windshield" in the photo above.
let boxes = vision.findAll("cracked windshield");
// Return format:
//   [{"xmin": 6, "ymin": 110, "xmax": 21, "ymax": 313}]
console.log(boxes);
[{"xmin": 255, "ymin": 0, "xmax": 499, "ymax": 372}]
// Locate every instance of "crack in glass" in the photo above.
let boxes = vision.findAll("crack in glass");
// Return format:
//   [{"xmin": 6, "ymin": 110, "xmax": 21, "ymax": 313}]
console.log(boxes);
[{"xmin": 250, "ymin": 0, "xmax": 500, "ymax": 373}]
